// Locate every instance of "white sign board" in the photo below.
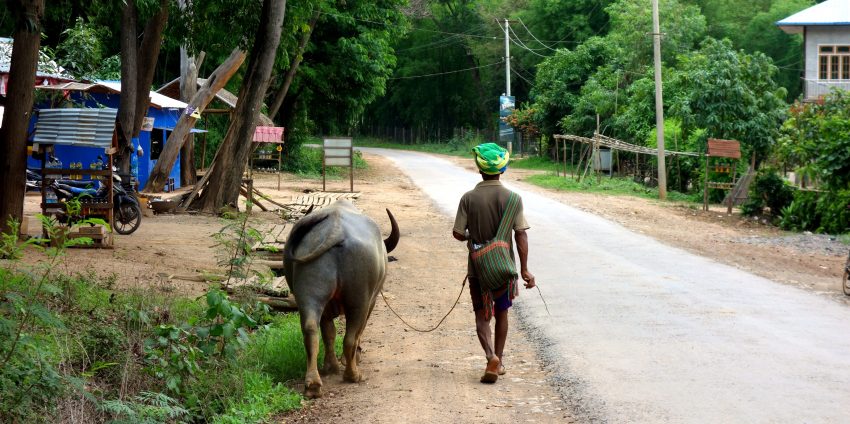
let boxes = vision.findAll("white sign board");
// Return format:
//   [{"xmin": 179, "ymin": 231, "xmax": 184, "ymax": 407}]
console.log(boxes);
[{"xmin": 322, "ymin": 137, "xmax": 354, "ymax": 192}]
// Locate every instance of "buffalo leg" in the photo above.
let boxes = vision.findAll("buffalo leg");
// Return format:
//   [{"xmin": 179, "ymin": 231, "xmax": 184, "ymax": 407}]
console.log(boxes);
[
  {"xmin": 320, "ymin": 308, "xmax": 340, "ymax": 375},
  {"xmin": 299, "ymin": 305, "xmax": 324, "ymax": 398},
  {"xmin": 342, "ymin": 305, "xmax": 369, "ymax": 383}
]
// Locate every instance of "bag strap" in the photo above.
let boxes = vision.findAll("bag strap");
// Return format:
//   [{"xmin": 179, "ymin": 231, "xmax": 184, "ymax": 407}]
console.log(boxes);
[{"xmin": 495, "ymin": 192, "xmax": 520, "ymax": 242}]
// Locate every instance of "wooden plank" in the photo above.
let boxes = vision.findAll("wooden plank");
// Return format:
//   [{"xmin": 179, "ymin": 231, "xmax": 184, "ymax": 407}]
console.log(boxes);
[{"xmin": 707, "ymin": 139, "xmax": 741, "ymax": 159}]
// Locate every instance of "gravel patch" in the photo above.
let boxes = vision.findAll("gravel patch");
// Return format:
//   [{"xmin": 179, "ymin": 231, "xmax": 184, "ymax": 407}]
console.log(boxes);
[{"xmin": 734, "ymin": 232, "xmax": 849, "ymax": 257}]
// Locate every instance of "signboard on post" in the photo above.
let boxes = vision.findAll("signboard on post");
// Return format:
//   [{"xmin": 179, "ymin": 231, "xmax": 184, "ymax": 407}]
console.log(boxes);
[
  {"xmin": 498, "ymin": 95, "xmax": 515, "ymax": 145},
  {"xmin": 323, "ymin": 136, "xmax": 354, "ymax": 192}
]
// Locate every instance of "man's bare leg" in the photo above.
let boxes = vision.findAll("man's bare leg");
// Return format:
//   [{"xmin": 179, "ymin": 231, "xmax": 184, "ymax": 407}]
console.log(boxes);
[
  {"xmin": 475, "ymin": 309, "xmax": 495, "ymax": 359},
  {"xmin": 494, "ymin": 309, "xmax": 508, "ymax": 374}
]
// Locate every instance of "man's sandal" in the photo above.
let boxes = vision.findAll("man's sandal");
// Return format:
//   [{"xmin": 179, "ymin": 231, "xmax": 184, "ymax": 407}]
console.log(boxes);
[{"xmin": 480, "ymin": 357, "xmax": 500, "ymax": 384}]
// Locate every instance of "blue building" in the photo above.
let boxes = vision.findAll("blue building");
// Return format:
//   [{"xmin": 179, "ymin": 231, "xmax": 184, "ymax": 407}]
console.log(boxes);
[{"xmin": 28, "ymin": 81, "xmax": 189, "ymax": 190}]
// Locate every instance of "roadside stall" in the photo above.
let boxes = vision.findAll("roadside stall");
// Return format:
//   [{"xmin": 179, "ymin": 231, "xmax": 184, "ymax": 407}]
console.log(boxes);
[
  {"xmin": 249, "ymin": 126, "xmax": 285, "ymax": 190},
  {"xmin": 32, "ymin": 108, "xmax": 118, "ymax": 247}
]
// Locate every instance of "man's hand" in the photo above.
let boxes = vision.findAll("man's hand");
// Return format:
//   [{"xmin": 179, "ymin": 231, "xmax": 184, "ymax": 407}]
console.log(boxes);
[
  {"xmin": 521, "ymin": 270, "xmax": 536, "ymax": 289},
  {"xmin": 452, "ymin": 230, "xmax": 467, "ymax": 242}
]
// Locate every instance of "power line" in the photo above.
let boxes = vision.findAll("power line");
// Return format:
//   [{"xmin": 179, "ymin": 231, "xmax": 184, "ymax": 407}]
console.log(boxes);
[
  {"xmin": 318, "ymin": 10, "xmax": 499, "ymax": 40},
  {"xmin": 511, "ymin": 68, "xmax": 535, "ymax": 87},
  {"xmin": 507, "ymin": 26, "xmax": 548, "ymax": 58},
  {"xmin": 517, "ymin": 17, "xmax": 558, "ymax": 51},
  {"xmin": 389, "ymin": 59, "xmax": 504, "ymax": 80}
]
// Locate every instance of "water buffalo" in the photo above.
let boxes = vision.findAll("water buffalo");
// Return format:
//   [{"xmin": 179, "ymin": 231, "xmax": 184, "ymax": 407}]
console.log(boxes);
[{"xmin": 283, "ymin": 200, "xmax": 399, "ymax": 399}]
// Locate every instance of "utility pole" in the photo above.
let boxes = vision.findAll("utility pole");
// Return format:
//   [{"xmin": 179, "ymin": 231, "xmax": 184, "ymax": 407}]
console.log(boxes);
[
  {"xmin": 503, "ymin": 18, "xmax": 511, "ymax": 96},
  {"xmin": 652, "ymin": 0, "xmax": 667, "ymax": 200}
]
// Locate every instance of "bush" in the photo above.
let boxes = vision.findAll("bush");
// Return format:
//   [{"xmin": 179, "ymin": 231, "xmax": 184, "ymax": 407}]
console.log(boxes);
[
  {"xmin": 741, "ymin": 171, "xmax": 794, "ymax": 217},
  {"xmin": 779, "ymin": 189, "xmax": 850, "ymax": 234}
]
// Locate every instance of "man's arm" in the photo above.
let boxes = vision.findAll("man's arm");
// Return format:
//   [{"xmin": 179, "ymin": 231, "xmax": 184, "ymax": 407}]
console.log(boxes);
[
  {"xmin": 514, "ymin": 229, "xmax": 535, "ymax": 288},
  {"xmin": 452, "ymin": 230, "xmax": 466, "ymax": 242}
]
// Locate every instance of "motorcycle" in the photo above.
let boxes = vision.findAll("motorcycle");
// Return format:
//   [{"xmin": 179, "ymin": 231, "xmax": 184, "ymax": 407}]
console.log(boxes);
[
  {"xmin": 47, "ymin": 170, "xmax": 142, "ymax": 235},
  {"xmin": 26, "ymin": 169, "xmax": 42, "ymax": 192}
]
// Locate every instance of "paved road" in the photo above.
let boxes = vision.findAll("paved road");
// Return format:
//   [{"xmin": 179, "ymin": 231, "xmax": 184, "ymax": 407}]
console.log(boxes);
[{"xmin": 363, "ymin": 147, "xmax": 850, "ymax": 424}]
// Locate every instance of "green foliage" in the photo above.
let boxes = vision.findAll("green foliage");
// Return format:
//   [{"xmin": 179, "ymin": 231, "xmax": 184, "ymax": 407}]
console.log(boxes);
[
  {"xmin": 0, "ymin": 216, "xmax": 92, "ymax": 422},
  {"xmin": 741, "ymin": 170, "xmax": 794, "ymax": 217},
  {"xmin": 100, "ymin": 392, "xmax": 190, "ymax": 424},
  {"xmin": 211, "ymin": 370, "xmax": 301, "ymax": 424},
  {"xmin": 779, "ymin": 189, "xmax": 850, "ymax": 234},
  {"xmin": 778, "ymin": 91, "xmax": 850, "ymax": 192},
  {"xmin": 779, "ymin": 190, "xmax": 820, "ymax": 231},
  {"xmin": 144, "ymin": 289, "xmax": 270, "ymax": 394},
  {"xmin": 670, "ymin": 38, "xmax": 787, "ymax": 163},
  {"xmin": 247, "ymin": 313, "xmax": 342, "ymax": 383},
  {"xmin": 54, "ymin": 17, "xmax": 114, "ymax": 79},
  {"xmin": 740, "ymin": 0, "xmax": 811, "ymax": 101},
  {"xmin": 525, "ymin": 173, "xmax": 699, "ymax": 203},
  {"xmin": 605, "ymin": 0, "xmax": 706, "ymax": 68}
]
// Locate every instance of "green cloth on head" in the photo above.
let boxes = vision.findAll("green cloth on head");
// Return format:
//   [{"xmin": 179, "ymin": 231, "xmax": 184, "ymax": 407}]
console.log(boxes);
[{"xmin": 472, "ymin": 143, "xmax": 510, "ymax": 175}]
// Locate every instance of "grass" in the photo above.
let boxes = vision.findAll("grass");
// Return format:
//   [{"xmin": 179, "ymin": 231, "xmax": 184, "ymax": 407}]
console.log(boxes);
[
  {"xmin": 246, "ymin": 313, "xmax": 342, "ymax": 383},
  {"xmin": 839, "ymin": 234, "xmax": 850, "ymax": 246},
  {"xmin": 525, "ymin": 173, "xmax": 701, "ymax": 203},
  {"xmin": 0, "ymin": 253, "xmax": 320, "ymax": 423},
  {"xmin": 354, "ymin": 136, "xmax": 480, "ymax": 157}
]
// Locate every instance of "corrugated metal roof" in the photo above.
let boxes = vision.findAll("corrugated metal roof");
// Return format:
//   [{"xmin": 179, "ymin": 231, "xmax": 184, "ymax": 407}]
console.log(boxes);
[
  {"xmin": 777, "ymin": 0, "xmax": 850, "ymax": 33},
  {"xmin": 33, "ymin": 108, "xmax": 118, "ymax": 148},
  {"xmin": 36, "ymin": 81, "xmax": 188, "ymax": 109}
]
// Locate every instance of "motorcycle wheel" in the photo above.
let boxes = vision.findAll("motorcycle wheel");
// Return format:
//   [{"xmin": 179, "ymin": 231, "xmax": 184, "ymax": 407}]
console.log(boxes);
[{"xmin": 114, "ymin": 202, "xmax": 142, "ymax": 235}]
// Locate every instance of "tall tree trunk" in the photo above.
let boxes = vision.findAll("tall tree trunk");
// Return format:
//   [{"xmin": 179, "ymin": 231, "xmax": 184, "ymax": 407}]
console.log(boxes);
[
  {"xmin": 116, "ymin": 0, "xmax": 169, "ymax": 173},
  {"xmin": 117, "ymin": 1, "xmax": 139, "ymax": 171},
  {"xmin": 0, "ymin": 0, "xmax": 44, "ymax": 235},
  {"xmin": 179, "ymin": 48, "xmax": 201, "ymax": 186},
  {"xmin": 143, "ymin": 49, "xmax": 246, "ymax": 193},
  {"xmin": 267, "ymin": 8, "xmax": 319, "ymax": 121},
  {"xmin": 193, "ymin": 0, "xmax": 287, "ymax": 213}
]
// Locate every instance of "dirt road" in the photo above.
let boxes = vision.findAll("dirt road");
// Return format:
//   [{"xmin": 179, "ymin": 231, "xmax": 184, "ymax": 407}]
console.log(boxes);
[{"xmin": 371, "ymin": 148, "xmax": 850, "ymax": 423}]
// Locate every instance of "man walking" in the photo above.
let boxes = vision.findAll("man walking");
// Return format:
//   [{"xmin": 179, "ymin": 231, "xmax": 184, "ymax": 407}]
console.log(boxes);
[{"xmin": 452, "ymin": 143, "xmax": 535, "ymax": 384}]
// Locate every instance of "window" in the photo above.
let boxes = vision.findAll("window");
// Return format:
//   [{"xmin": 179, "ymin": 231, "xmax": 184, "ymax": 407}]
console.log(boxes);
[{"xmin": 818, "ymin": 45, "xmax": 850, "ymax": 80}]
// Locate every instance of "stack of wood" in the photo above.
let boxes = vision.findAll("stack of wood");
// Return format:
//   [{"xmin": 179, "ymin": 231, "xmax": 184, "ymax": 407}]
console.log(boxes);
[
  {"xmin": 65, "ymin": 225, "xmax": 113, "ymax": 249},
  {"xmin": 223, "ymin": 275, "xmax": 297, "ymax": 311}
]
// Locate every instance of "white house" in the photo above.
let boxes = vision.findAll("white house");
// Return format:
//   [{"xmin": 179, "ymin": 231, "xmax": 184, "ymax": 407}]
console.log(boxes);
[{"xmin": 777, "ymin": 0, "xmax": 850, "ymax": 101}]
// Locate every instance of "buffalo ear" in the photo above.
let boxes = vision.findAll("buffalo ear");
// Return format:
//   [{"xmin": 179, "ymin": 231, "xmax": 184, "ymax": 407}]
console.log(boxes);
[{"xmin": 384, "ymin": 209, "xmax": 400, "ymax": 253}]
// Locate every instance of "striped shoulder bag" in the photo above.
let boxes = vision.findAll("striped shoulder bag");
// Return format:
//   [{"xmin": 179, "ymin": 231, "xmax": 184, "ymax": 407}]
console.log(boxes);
[{"xmin": 470, "ymin": 192, "xmax": 520, "ymax": 291}]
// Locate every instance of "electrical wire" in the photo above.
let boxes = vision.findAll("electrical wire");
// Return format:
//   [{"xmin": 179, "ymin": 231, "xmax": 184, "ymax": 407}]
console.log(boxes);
[
  {"xmin": 389, "ymin": 59, "xmax": 504, "ymax": 80},
  {"xmin": 517, "ymin": 17, "xmax": 558, "ymax": 51},
  {"xmin": 319, "ymin": 10, "xmax": 499, "ymax": 40},
  {"xmin": 507, "ymin": 26, "xmax": 549, "ymax": 58}
]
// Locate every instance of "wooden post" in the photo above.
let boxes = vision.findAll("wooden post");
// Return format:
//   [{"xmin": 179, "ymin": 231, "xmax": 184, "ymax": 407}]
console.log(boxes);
[
  {"xmin": 554, "ymin": 137, "xmax": 560, "ymax": 177},
  {"xmin": 703, "ymin": 153, "xmax": 709, "ymax": 211}
]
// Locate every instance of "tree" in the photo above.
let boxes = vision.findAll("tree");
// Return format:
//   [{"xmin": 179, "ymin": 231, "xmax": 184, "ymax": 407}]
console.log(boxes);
[
  {"xmin": 0, "ymin": 0, "xmax": 44, "ymax": 235},
  {"xmin": 191, "ymin": 0, "xmax": 287, "ymax": 213},
  {"xmin": 778, "ymin": 91, "xmax": 850, "ymax": 191},
  {"xmin": 116, "ymin": 0, "xmax": 170, "ymax": 172},
  {"xmin": 530, "ymin": 36, "xmax": 613, "ymax": 136},
  {"xmin": 669, "ymin": 38, "xmax": 787, "ymax": 165},
  {"xmin": 741, "ymin": 0, "xmax": 812, "ymax": 101}
]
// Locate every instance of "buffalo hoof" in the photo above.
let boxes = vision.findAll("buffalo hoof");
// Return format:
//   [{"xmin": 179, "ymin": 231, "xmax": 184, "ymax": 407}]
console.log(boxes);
[
  {"xmin": 305, "ymin": 381, "xmax": 323, "ymax": 399},
  {"xmin": 321, "ymin": 361, "xmax": 341, "ymax": 376},
  {"xmin": 305, "ymin": 370, "xmax": 323, "ymax": 398},
  {"xmin": 343, "ymin": 368, "xmax": 362, "ymax": 383}
]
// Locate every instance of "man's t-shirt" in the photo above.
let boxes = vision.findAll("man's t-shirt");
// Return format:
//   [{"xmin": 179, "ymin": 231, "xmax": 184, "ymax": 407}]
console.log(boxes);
[{"xmin": 453, "ymin": 180, "xmax": 529, "ymax": 275}]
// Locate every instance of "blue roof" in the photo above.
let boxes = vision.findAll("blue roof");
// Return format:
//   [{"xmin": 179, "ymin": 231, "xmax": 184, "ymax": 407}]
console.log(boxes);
[{"xmin": 777, "ymin": 0, "xmax": 850, "ymax": 33}]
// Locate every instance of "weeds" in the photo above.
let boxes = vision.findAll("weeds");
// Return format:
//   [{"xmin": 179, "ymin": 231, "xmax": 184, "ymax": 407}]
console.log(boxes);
[{"xmin": 0, "ymin": 214, "xmax": 311, "ymax": 423}]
